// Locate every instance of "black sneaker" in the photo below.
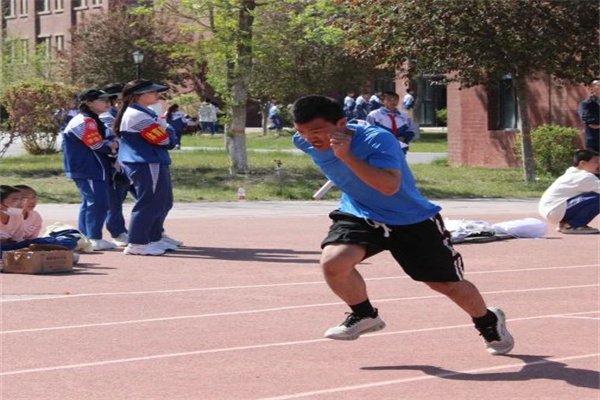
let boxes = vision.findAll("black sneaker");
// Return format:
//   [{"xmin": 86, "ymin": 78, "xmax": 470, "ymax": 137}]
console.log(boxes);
[
  {"xmin": 324, "ymin": 309, "xmax": 386, "ymax": 340},
  {"xmin": 476, "ymin": 308, "xmax": 515, "ymax": 355}
]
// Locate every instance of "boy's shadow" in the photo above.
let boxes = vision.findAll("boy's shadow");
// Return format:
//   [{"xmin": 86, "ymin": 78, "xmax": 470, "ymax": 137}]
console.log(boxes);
[
  {"xmin": 361, "ymin": 354, "xmax": 599, "ymax": 389},
  {"xmin": 167, "ymin": 246, "xmax": 321, "ymax": 264}
]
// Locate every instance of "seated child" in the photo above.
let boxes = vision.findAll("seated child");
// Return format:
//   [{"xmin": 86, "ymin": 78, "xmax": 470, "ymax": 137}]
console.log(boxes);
[
  {"xmin": 14, "ymin": 185, "xmax": 42, "ymax": 240},
  {"xmin": 538, "ymin": 149, "xmax": 600, "ymax": 234},
  {"xmin": 0, "ymin": 185, "xmax": 25, "ymax": 247}
]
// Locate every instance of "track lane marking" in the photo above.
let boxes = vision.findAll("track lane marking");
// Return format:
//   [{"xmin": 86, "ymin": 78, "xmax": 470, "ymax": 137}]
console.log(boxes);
[
  {"xmin": 1, "ymin": 264, "xmax": 597, "ymax": 303},
  {"xmin": 2, "ymin": 284, "xmax": 598, "ymax": 334},
  {"xmin": 1, "ymin": 310, "xmax": 597, "ymax": 376},
  {"xmin": 259, "ymin": 353, "xmax": 600, "ymax": 400}
]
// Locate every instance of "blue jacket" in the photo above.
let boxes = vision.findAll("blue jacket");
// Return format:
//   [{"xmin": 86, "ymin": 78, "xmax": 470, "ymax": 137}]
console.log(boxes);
[
  {"xmin": 62, "ymin": 113, "xmax": 114, "ymax": 180},
  {"xmin": 118, "ymin": 104, "xmax": 176, "ymax": 165}
]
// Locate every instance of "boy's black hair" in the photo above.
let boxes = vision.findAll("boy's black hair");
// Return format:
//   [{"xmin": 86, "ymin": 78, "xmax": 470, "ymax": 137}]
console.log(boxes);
[
  {"xmin": 14, "ymin": 184, "xmax": 36, "ymax": 194},
  {"xmin": 292, "ymin": 95, "xmax": 345, "ymax": 124},
  {"xmin": 574, "ymin": 149, "xmax": 600, "ymax": 166},
  {"xmin": 382, "ymin": 91, "xmax": 399, "ymax": 100},
  {"xmin": 0, "ymin": 185, "xmax": 20, "ymax": 202}
]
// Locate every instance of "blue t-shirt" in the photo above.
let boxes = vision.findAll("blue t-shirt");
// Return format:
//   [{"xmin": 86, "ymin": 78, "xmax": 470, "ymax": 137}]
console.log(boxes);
[{"xmin": 293, "ymin": 123, "xmax": 441, "ymax": 225}]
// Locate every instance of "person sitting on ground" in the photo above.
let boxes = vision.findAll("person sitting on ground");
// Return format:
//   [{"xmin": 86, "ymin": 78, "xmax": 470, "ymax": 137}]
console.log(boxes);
[
  {"xmin": 0, "ymin": 185, "xmax": 25, "ymax": 247},
  {"xmin": 538, "ymin": 149, "xmax": 600, "ymax": 234},
  {"xmin": 13, "ymin": 185, "xmax": 42, "ymax": 240}
]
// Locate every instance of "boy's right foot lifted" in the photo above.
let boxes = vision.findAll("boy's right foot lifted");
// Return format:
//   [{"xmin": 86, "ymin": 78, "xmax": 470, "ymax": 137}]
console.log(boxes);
[{"xmin": 324, "ymin": 309, "xmax": 386, "ymax": 340}]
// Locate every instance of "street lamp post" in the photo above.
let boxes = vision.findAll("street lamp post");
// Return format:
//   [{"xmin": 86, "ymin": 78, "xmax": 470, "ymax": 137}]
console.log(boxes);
[{"xmin": 132, "ymin": 49, "xmax": 144, "ymax": 80}]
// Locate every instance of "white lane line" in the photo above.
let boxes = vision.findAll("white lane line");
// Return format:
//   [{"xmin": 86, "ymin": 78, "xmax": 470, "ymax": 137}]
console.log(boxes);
[
  {"xmin": 551, "ymin": 315, "xmax": 600, "ymax": 321},
  {"xmin": 1, "ymin": 310, "xmax": 597, "ymax": 377},
  {"xmin": 259, "ymin": 353, "xmax": 600, "ymax": 400},
  {"xmin": 1, "ymin": 264, "xmax": 597, "ymax": 303},
  {"xmin": 1, "ymin": 284, "xmax": 598, "ymax": 334}
]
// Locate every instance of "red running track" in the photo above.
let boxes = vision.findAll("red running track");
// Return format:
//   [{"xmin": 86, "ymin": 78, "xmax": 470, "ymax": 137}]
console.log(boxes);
[{"xmin": 1, "ymin": 206, "xmax": 598, "ymax": 400}]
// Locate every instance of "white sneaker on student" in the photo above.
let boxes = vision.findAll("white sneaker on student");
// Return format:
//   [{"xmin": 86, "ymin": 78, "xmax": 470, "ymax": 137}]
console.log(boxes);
[
  {"xmin": 151, "ymin": 240, "xmax": 178, "ymax": 251},
  {"xmin": 123, "ymin": 243, "xmax": 165, "ymax": 256},
  {"xmin": 90, "ymin": 239, "xmax": 117, "ymax": 251},
  {"xmin": 112, "ymin": 232, "xmax": 129, "ymax": 247},
  {"xmin": 72, "ymin": 253, "xmax": 80, "ymax": 265},
  {"xmin": 476, "ymin": 307, "xmax": 515, "ymax": 355},
  {"xmin": 161, "ymin": 233, "xmax": 183, "ymax": 246},
  {"xmin": 324, "ymin": 309, "xmax": 386, "ymax": 340}
]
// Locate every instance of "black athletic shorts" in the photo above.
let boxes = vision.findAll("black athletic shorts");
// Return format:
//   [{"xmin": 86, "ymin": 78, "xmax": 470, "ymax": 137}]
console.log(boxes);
[{"xmin": 321, "ymin": 210, "xmax": 464, "ymax": 282}]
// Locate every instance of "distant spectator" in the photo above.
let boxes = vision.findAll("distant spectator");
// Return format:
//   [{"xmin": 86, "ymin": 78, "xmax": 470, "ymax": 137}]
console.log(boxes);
[
  {"xmin": 538, "ymin": 149, "xmax": 600, "ymax": 234},
  {"xmin": 198, "ymin": 99, "xmax": 218, "ymax": 135},
  {"xmin": 578, "ymin": 80, "xmax": 600, "ymax": 152},
  {"xmin": 369, "ymin": 91, "xmax": 383, "ymax": 111},
  {"xmin": 164, "ymin": 104, "xmax": 189, "ymax": 149},
  {"xmin": 343, "ymin": 92, "xmax": 356, "ymax": 121},
  {"xmin": 354, "ymin": 93, "xmax": 370, "ymax": 120},
  {"xmin": 366, "ymin": 91, "xmax": 418, "ymax": 153},
  {"xmin": 267, "ymin": 98, "xmax": 283, "ymax": 131},
  {"xmin": 402, "ymin": 88, "xmax": 416, "ymax": 111}
]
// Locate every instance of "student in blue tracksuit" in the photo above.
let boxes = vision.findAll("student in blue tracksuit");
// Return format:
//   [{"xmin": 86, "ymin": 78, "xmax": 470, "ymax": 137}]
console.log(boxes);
[
  {"xmin": 113, "ymin": 79, "xmax": 178, "ymax": 256},
  {"xmin": 62, "ymin": 89, "xmax": 119, "ymax": 251},
  {"xmin": 100, "ymin": 82, "xmax": 131, "ymax": 247},
  {"xmin": 366, "ymin": 91, "xmax": 418, "ymax": 154},
  {"xmin": 164, "ymin": 104, "xmax": 189, "ymax": 150}
]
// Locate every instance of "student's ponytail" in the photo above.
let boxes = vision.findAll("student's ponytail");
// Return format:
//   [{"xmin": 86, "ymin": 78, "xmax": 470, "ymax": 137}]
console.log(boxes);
[{"xmin": 113, "ymin": 95, "xmax": 133, "ymax": 137}]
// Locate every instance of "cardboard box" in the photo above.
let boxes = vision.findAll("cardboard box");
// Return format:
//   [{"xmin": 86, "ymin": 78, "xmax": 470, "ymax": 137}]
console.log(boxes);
[{"xmin": 2, "ymin": 250, "xmax": 74, "ymax": 274}]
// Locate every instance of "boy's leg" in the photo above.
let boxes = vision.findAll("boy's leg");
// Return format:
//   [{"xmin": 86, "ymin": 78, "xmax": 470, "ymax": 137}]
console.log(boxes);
[
  {"xmin": 321, "ymin": 243, "xmax": 386, "ymax": 340},
  {"xmin": 425, "ymin": 280, "xmax": 487, "ymax": 318},
  {"xmin": 321, "ymin": 243, "xmax": 368, "ymax": 305}
]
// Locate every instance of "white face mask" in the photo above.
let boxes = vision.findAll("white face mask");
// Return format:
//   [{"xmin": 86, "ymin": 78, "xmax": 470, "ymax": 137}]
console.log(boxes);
[{"xmin": 1, "ymin": 207, "xmax": 22, "ymax": 216}]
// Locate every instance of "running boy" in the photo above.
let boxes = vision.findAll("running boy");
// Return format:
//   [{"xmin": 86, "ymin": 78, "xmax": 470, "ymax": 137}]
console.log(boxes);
[{"xmin": 291, "ymin": 95, "xmax": 514, "ymax": 355}]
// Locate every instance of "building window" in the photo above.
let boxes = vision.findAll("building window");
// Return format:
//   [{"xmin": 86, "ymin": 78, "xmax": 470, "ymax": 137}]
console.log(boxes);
[
  {"xmin": 3, "ymin": 0, "xmax": 17, "ymax": 17},
  {"xmin": 54, "ymin": 35, "xmax": 64, "ymax": 52},
  {"xmin": 91, "ymin": 0, "xmax": 102, "ymax": 6},
  {"xmin": 37, "ymin": 36, "xmax": 51, "ymax": 58},
  {"xmin": 496, "ymin": 76, "xmax": 517, "ymax": 130},
  {"xmin": 36, "ymin": 0, "xmax": 49, "ymax": 13},
  {"xmin": 73, "ymin": 0, "xmax": 86, "ymax": 8},
  {"xmin": 20, "ymin": 0, "xmax": 27, "ymax": 15},
  {"xmin": 54, "ymin": 0, "xmax": 63, "ymax": 11},
  {"xmin": 20, "ymin": 38, "xmax": 29, "ymax": 62},
  {"xmin": 488, "ymin": 75, "xmax": 518, "ymax": 130}
]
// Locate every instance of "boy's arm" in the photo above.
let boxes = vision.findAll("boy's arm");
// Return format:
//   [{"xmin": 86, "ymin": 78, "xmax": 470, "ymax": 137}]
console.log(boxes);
[{"xmin": 330, "ymin": 131, "xmax": 401, "ymax": 195}]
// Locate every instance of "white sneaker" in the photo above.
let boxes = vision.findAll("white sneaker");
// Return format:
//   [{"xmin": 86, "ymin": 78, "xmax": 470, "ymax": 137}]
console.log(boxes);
[
  {"xmin": 324, "ymin": 309, "xmax": 386, "ymax": 340},
  {"xmin": 72, "ymin": 253, "xmax": 80, "ymax": 265},
  {"xmin": 112, "ymin": 232, "xmax": 129, "ymax": 247},
  {"xmin": 123, "ymin": 243, "xmax": 165, "ymax": 256},
  {"xmin": 161, "ymin": 233, "xmax": 183, "ymax": 246},
  {"xmin": 476, "ymin": 307, "xmax": 515, "ymax": 355},
  {"xmin": 90, "ymin": 239, "xmax": 117, "ymax": 251},
  {"xmin": 151, "ymin": 240, "xmax": 178, "ymax": 251}
]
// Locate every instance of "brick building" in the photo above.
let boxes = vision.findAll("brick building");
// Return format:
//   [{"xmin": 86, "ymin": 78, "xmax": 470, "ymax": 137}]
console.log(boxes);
[
  {"xmin": 398, "ymin": 75, "xmax": 589, "ymax": 168},
  {"xmin": 1, "ymin": 0, "xmax": 111, "ymax": 59}
]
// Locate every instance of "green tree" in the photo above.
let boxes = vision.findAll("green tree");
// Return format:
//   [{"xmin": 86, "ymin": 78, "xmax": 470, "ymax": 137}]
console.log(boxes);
[
  {"xmin": 0, "ymin": 36, "xmax": 58, "ymax": 93},
  {"xmin": 63, "ymin": 0, "xmax": 198, "ymax": 88},
  {"xmin": 331, "ymin": 0, "xmax": 599, "ymax": 182}
]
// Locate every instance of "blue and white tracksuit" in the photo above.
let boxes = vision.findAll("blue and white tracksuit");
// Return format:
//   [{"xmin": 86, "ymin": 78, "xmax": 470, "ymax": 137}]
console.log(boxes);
[
  {"xmin": 165, "ymin": 110, "xmax": 188, "ymax": 146},
  {"xmin": 118, "ymin": 104, "xmax": 176, "ymax": 245},
  {"xmin": 62, "ymin": 113, "xmax": 115, "ymax": 239},
  {"xmin": 100, "ymin": 107, "xmax": 132, "ymax": 238},
  {"xmin": 366, "ymin": 107, "xmax": 418, "ymax": 153},
  {"xmin": 343, "ymin": 96, "xmax": 356, "ymax": 120}
]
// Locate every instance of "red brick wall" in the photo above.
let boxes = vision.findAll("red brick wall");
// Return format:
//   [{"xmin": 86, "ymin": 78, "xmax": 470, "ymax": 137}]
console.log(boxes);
[{"xmin": 448, "ymin": 75, "xmax": 589, "ymax": 168}]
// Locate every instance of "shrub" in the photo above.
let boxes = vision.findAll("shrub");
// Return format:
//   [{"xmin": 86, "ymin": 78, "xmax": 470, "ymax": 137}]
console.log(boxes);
[
  {"xmin": 516, "ymin": 124, "xmax": 580, "ymax": 177},
  {"xmin": 0, "ymin": 80, "xmax": 79, "ymax": 156},
  {"xmin": 436, "ymin": 108, "xmax": 447, "ymax": 126}
]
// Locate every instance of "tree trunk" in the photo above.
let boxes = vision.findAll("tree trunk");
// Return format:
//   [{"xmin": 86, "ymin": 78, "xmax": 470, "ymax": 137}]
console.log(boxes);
[
  {"xmin": 224, "ymin": 0, "xmax": 255, "ymax": 174},
  {"xmin": 515, "ymin": 79, "xmax": 536, "ymax": 182}
]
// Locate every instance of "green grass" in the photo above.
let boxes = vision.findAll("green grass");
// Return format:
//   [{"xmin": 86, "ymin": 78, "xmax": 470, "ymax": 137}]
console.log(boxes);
[
  {"xmin": 0, "ymin": 151, "xmax": 552, "ymax": 203},
  {"xmin": 181, "ymin": 131, "xmax": 448, "ymax": 153}
]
